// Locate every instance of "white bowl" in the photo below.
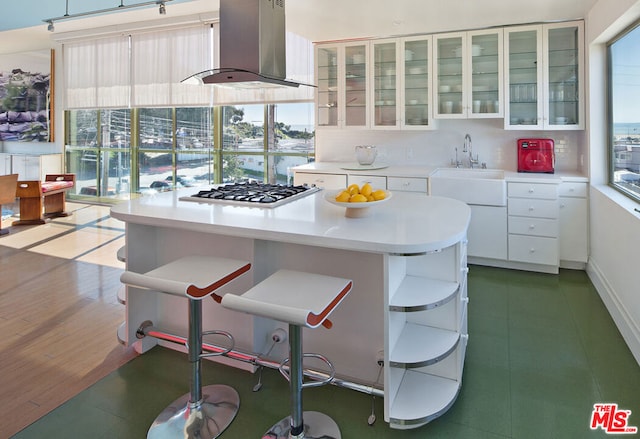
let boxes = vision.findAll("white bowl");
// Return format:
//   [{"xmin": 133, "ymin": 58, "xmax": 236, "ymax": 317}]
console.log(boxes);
[{"xmin": 324, "ymin": 190, "xmax": 392, "ymax": 218}]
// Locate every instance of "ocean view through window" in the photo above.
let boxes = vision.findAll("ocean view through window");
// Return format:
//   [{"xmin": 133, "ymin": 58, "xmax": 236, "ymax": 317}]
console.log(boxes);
[{"xmin": 608, "ymin": 20, "xmax": 640, "ymax": 202}]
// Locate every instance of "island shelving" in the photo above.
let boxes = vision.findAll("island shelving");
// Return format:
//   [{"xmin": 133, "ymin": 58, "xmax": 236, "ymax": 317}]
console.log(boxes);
[{"xmin": 110, "ymin": 188, "xmax": 470, "ymax": 429}]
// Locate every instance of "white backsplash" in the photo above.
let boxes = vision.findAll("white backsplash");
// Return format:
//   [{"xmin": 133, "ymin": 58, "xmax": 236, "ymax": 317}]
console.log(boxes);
[{"xmin": 315, "ymin": 119, "xmax": 586, "ymax": 173}]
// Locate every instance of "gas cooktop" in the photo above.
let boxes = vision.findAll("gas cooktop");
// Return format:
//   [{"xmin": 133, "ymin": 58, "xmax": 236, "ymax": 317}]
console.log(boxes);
[{"xmin": 179, "ymin": 182, "xmax": 320, "ymax": 208}]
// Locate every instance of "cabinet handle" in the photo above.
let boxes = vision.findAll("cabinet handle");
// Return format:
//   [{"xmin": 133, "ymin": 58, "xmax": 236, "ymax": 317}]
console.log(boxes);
[
  {"xmin": 529, "ymin": 248, "xmax": 536, "ymax": 253},
  {"xmin": 528, "ymin": 188, "xmax": 535, "ymax": 193},
  {"xmin": 528, "ymin": 206, "xmax": 535, "ymax": 211},
  {"xmin": 529, "ymin": 224, "xmax": 535, "ymax": 230}
]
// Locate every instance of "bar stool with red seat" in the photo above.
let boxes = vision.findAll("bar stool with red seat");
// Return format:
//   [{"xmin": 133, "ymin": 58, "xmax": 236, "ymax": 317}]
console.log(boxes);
[
  {"xmin": 120, "ymin": 255, "xmax": 251, "ymax": 439},
  {"xmin": 221, "ymin": 269, "xmax": 353, "ymax": 439}
]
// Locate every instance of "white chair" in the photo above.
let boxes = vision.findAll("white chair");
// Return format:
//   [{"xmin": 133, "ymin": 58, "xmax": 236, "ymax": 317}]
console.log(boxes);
[
  {"xmin": 121, "ymin": 255, "xmax": 251, "ymax": 439},
  {"xmin": 222, "ymin": 269, "xmax": 352, "ymax": 439}
]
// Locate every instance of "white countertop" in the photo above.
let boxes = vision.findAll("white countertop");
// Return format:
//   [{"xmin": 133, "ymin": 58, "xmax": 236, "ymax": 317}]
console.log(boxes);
[
  {"xmin": 293, "ymin": 162, "xmax": 588, "ymax": 183},
  {"xmin": 111, "ymin": 188, "xmax": 471, "ymax": 255}
]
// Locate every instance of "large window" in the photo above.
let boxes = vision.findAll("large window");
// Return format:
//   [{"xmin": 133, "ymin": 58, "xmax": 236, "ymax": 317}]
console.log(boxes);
[
  {"xmin": 65, "ymin": 103, "xmax": 314, "ymax": 200},
  {"xmin": 608, "ymin": 20, "xmax": 640, "ymax": 202}
]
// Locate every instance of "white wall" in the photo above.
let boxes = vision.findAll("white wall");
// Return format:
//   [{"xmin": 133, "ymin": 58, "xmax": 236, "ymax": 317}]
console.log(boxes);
[
  {"xmin": 316, "ymin": 119, "xmax": 585, "ymax": 172},
  {"xmin": 586, "ymin": 0, "xmax": 640, "ymax": 365}
]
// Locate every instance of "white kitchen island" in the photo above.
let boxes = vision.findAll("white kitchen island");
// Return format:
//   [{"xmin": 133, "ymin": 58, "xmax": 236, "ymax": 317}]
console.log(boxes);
[{"xmin": 111, "ymin": 188, "xmax": 470, "ymax": 429}]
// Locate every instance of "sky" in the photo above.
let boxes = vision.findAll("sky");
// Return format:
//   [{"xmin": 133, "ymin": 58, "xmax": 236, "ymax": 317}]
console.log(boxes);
[{"xmin": 611, "ymin": 24, "xmax": 640, "ymax": 124}]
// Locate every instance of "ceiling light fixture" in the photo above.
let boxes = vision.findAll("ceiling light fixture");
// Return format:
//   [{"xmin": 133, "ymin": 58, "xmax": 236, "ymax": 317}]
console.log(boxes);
[{"xmin": 43, "ymin": 0, "xmax": 173, "ymax": 31}]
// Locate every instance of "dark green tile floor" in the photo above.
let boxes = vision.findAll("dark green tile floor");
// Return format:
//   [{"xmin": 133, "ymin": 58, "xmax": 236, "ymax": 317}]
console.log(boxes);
[{"xmin": 13, "ymin": 266, "xmax": 640, "ymax": 438}]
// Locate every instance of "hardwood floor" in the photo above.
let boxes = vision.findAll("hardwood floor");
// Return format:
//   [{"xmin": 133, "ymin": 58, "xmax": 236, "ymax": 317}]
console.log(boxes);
[{"xmin": 0, "ymin": 203, "xmax": 137, "ymax": 437}]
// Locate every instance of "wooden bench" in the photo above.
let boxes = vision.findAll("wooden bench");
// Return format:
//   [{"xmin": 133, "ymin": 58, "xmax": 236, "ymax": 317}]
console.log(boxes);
[
  {"xmin": 13, "ymin": 174, "xmax": 76, "ymax": 226},
  {"xmin": 0, "ymin": 174, "xmax": 19, "ymax": 236}
]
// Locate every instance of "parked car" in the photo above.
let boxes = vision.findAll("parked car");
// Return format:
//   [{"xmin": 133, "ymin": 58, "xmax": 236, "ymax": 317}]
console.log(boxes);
[
  {"xmin": 165, "ymin": 175, "xmax": 196, "ymax": 187},
  {"xmin": 149, "ymin": 180, "xmax": 172, "ymax": 192}
]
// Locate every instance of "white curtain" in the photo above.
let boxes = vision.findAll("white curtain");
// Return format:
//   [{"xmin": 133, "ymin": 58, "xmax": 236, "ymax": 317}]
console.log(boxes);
[
  {"xmin": 63, "ymin": 24, "xmax": 313, "ymax": 108},
  {"xmin": 64, "ymin": 36, "xmax": 130, "ymax": 109},
  {"xmin": 132, "ymin": 25, "xmax": 214, "ymax": 107}
]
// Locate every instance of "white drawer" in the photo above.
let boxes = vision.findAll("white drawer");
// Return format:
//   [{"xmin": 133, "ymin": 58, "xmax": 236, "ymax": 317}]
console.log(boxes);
[
  {"xmin": 347, "ymin": 174, "xmax": 387, "ymax": 189},
  {"xmin": 559, "ymin": 182, "xmax": 587, "ymax": 198},
  {"xmin": 508, "ymin": 198, "xmax": 558, "ymax": 218},
  {"xmin": 387, "ymin": 177, "xmax": 428, "ymax": 193},
  {"xmin": 508, "ymin": 182, "xmax": 558, "ymax": 199},
  {"xmin": 508, "ymin": 235, "xmax": 558, "ymax": 265},
  {"xmin": 294, "ymin": 172, "xmax": 347, "ymax": 190},
  {"xmin": 508, "ymin": 216, "xmax": 558, "ymax": 238}
]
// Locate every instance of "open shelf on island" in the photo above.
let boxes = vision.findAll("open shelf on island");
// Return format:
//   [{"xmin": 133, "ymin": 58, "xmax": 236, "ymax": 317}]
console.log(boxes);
[
  {"xmin": 389, "ymin": 276, "xmax": 459, "ymax": 312},
  {"xmin": 389, "ymin": 370, "xmax": 461, "ymax": 429},
  {"xmin": 390, "ymin": 323, "xmax": 459, "ymax": 368}
]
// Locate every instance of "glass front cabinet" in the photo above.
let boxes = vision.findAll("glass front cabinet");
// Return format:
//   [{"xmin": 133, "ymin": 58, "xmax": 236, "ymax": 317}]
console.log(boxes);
[
  {"xmin": 505, "ymin": 21, "xmax": 584, "ymax": 130},
  {"xmin": 434, "ymin": 29, "xmax": 503, "ymax": 119},
  {"xmin": 370, "ymin": 36, "xmax": 434, "ymax": 130},
  {"xmin": 316, "ymin": 42, "xmax": 369, "ymax": 129}
]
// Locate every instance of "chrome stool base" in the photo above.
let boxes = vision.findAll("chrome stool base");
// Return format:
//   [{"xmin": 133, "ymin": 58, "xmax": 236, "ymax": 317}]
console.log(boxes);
[
  {"xmin": 148, "ymin": 384, "xmax": 240, "ymax": 439},
  {"xmin": 263, "ymin": 411, "xmax": 341, "ymax": 439}
]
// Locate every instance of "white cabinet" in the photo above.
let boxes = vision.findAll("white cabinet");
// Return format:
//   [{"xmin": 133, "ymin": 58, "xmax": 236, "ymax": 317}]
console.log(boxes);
[
  {"xmin": 507, "ymin": 182, "xmax": 559, "ymax": 268},
  {"xmin": 370, "ymin": 36, "xmax": 435, "ymax": 130},
  {"xmin": 10, "ymin": 154, "xmax": 62, "ymax": 180},
  {"xmin": 315, "ymin": 42, "xmax": 369, "ymax": 129},
  {"xmin": 347, "ymin": 174, "xmax": 387, "ymax": 189},
  {"xmin": 559, "ymin": 181, "xmax": 588, "ymax": 265},
  {"xmin": 468, "ymin": 205, "xmax": 508, "ymax": 260},
  {"xmin": 387, "ymin": 177, "xmax": 428, "ymax": 193},
  {"xmin": 386, "ymin": 240, "xmax": 468, "ymax": 429},
  {"xmin": 0, "ymin": 153, "xmax": 11, "ymax": 175},
  {"xmin": 504, "ymin": 21, "xmax": 584, "ymax": 130},
  {"xmin": 294, "ymin": 172, "xmax": 346, "ymax": 190},
  {"xmin": 401, "ymin": 36, "xmax": 434, "ymax": 129},
  {"xmin": 434, "ymin": 29, "xmax": 503, "ymax": 119}
]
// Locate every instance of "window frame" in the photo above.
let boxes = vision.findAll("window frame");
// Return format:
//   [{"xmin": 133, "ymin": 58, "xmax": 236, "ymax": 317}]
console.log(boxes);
[{"xmin": 607, "ymin": 18, "xmax": 640, "ymax": 204}]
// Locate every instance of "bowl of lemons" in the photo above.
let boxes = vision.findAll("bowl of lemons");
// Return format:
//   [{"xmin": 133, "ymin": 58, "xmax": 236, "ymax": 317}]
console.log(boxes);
[{"xmin": 324, "ymin": 183, "xmax": 392, "ymax": 218}]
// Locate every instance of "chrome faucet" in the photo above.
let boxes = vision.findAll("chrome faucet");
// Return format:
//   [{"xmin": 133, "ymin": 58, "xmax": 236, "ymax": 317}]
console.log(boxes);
[{"xmin": 463, "ymin": 134, "xmax": 479, "ymax": 168}]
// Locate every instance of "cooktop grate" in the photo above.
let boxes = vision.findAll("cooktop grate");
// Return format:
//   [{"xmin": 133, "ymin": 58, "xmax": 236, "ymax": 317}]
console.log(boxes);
[{"xmin": 180, "ymin": 182, "xmax": 320, "ymax": 207}]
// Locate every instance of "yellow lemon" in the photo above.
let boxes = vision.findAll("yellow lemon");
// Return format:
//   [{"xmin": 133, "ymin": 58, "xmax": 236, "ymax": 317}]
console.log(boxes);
[
  {"xmin": 367, "ymin": 195, "xmax": 375, "ymax": 202},
  {"xmin": 349, "ymin": 193, "xmax": 368, "ymax": 203},
  {"xmin": 360, "ymin": 183, "xmax": 373, "ymax": 197},
  {"xmin": 347, "ymin": 184, "xmax": 360, "ymax": 195},
  {"xmin": 335, "ymin": 190, "xmax": 351, "ymax": 202},
  {"xmin": 372, "ymin": 189, "xmax": 387, "ymax": 201}
]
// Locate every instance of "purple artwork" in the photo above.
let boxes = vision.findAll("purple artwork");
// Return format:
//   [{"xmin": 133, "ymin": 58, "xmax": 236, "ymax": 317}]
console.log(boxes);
[{"xmin": 0, "ymin": 50, "xmax": 52, "ymax": 142}]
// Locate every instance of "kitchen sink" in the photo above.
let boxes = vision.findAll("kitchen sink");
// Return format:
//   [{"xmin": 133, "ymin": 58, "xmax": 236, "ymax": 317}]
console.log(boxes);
[{"xmin": 429, "ymin": 167, "xmax": 506, "ymax": 206}]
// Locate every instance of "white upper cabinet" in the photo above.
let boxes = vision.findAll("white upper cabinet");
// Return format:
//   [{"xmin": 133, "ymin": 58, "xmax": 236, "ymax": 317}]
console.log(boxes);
[
  {"xmin": 371, "ymin": 39, "xmax": 400, "ymax": 128},
  {"xmin": 434, "ymin": 29, "xmax": 503, "ymax": 119},
  {"xmin": 316, "ymin": 42, "xmax": 369, "ymax": 129},
  {"xmin": 400, "ymin": 36, "xmax": 434, "ymax": 129},
  {"xmin": 468, "ymin": 29, "xmax": 504, "ymax": 118},
  {"xmin": 504, "ymin": 21, "xmax": 584, "ymax": 130},
  {"xmin": 370, "ymin": 36, "xmax": 434, "ymax": 130},
  {"xmin": 316, "ymin": 45, "xmax": 340, "ymax": 128}
]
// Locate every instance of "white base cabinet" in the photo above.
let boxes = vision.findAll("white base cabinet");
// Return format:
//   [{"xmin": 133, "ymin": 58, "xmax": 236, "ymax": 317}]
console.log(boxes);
[
  {"xmin": 507, "ymin": 181, "xmax": 559, "ymax": 270},
  {"xmin": 8, "ymin": 154, "xmax": 62, "ymax": 180},
  {"xmin": 559, "ymin": 182, "xmax": 588, "ymax": 266},
  {"xmin": 385, "ymin": 239, "xmax": 468, "ymax": 429}
]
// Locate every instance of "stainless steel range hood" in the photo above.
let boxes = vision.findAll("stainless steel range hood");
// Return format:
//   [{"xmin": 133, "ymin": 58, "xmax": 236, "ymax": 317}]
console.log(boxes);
[{"xmin": 183, "ymin": 0, "xmax": 310, "ymax": 89}]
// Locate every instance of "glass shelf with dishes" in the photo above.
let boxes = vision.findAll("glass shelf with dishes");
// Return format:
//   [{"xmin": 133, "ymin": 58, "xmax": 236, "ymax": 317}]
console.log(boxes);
[
  {"xmin": 316, "ymin": 46, "xmax": 339, "ymax": 127},
  {"xmin": 469, "ymin": 30, "xmax": 503, "ymax": 117},
  {"xmin": 434, "ymin": 29, "xmax": 503, "ymax": 119},
  {"xmin": 400, "ymin": 36, "xmax": 433, "ymax": 129},
  {"xmin": 344, "ymin": 44, "xmax": 369, "ymax": 127},
  {"xmin": 372, "ymin": 40, "xmax": 398, "ymax": 127},
  {"xmin": 505, "ymin": 21, "xmax": 584, "ymax": 130}
]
